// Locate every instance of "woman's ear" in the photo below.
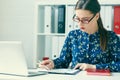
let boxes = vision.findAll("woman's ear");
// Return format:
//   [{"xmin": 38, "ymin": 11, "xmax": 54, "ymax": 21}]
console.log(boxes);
[{"xmin": 95, "ymin": 13, "xmax": 100, "ymax": 20}]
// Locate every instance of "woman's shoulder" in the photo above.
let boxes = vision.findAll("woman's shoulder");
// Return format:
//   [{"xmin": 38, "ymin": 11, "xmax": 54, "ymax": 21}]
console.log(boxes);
[
  {"xmin": 107, "ymin": 31, "xmax": 120, "ymax": 41},
  {"xmin": 107, "ymin": 31, "xmax": 118, "ymax": 37}
]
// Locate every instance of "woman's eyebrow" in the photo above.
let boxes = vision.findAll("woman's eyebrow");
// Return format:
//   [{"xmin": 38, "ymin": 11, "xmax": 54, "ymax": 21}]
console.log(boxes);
[{"xmin": 81, "ymin": 17, "xmax": 90, "ymax": 19}]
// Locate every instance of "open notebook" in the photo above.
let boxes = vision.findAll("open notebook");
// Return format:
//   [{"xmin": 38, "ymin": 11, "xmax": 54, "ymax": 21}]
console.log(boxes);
[
  {"xmin": 38, "ymin": 68, "xmax": 80, "ymax": 75},
  {"xmin": 0, "ymin": 41, "xmax": 47, "ymax": 77}
]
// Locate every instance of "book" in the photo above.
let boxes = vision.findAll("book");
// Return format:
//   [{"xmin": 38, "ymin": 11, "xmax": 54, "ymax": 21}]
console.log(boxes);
[{"xmin": 86, "ymin": 69, "xmax": 111, "ymax": 76}]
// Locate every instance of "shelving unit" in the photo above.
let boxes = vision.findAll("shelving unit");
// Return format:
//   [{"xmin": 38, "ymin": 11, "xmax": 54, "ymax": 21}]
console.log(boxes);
[
  {"xmin": 34, "ymin": 0, "xmax": 120, "ymax": 67},
  {"xmin": 35, "ymin": 2, "xmax": 67, "ymax": 62}
]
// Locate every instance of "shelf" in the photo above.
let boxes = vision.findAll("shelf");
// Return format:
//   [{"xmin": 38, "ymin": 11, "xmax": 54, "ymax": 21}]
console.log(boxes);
[{"xmin": 37, "ymin": 33, "xmax": 66, "ymax": 36}]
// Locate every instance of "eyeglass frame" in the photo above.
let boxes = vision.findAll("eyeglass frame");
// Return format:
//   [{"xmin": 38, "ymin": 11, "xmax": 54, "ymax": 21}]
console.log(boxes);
[{"xmin": 72, "ymin": 13, "xmax": 96, "ymax": 24}]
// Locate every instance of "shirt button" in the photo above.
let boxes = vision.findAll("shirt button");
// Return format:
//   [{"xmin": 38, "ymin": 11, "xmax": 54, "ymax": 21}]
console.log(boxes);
[{"xmin": 86, "ymin": 54, "xmax": 89, "ymax": 58}]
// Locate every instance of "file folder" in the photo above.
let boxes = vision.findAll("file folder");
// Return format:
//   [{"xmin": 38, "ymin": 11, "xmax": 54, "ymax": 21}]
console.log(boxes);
[
  {"xmin": 58, "ymin": 5, "xmax": 66, "ymax": 33},
  {"xmin": 100, "ymin": 6, "xmax": 105, "ymax": 27},
  {"xmin": 100, "ymin": 6, "xmax": 113, "ymax": 31},
  {"xmin": 67, "ymin": 6, "xmax": 74, "ymax": 33},
  {"xmin": 104, "ymin": 6, "xmax": 112, "ymax": 31},
  {"xmin": 44, "ymin": 6, "xmax": 51, "ymax": 33},
  {"xmin": 52, "ymin": 36, "xmax": 59, "ymax": 59},
  {"xmin": 113, "ymin": 6, "xmax": 120, "ymax": 34}
]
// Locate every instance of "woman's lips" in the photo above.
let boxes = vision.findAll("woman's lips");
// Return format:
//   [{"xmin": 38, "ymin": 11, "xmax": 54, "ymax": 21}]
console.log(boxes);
[{"xmin": 81, "ymin": 27, "xmax": 85, "ymax": 30}]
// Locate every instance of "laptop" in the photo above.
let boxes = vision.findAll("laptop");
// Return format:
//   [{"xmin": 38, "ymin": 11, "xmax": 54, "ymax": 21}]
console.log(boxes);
[{"xmin": 0, "ymin": 41, "xmax": 47, "ymax": 77}]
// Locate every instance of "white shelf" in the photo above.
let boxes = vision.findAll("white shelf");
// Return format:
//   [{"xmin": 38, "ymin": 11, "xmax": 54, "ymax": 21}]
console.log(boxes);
[{"xmin": 37, "ymin": 33, "xmax": 66, "ymax": 36}]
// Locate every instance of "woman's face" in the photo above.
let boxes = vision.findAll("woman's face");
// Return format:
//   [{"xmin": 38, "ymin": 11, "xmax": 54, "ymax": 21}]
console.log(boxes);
[{"xmin": 75, "ymin": 9, "xmax": 99, "ymax": 34}]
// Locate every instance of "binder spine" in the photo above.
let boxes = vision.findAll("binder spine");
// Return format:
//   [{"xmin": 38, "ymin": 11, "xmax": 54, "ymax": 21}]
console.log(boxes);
[
  {"xmin": 67, "ymin": 6, "xmax": 74, "ymax": 33},
  {"xmin": 113, "ymin": 6, "xmax": 120, "ymax": 34},
  {"xmin": 44, "ymin": 6, "xmax": 52, "ymax": 33},
  {"xmin": 58, "ymin": 5, "xmax": 66, "ymax": 33}
]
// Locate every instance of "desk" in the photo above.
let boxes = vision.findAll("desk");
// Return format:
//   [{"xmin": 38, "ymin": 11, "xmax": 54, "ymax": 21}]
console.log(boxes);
[{"xmin": 0, "ymin": 71, "xmax": 120, "ymax": 80}]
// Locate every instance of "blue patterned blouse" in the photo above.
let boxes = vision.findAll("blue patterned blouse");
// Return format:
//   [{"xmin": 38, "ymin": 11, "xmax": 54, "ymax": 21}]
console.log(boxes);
[{"xmin": 53, "ymin": 29, "xmax": 120, "ymax": 72}]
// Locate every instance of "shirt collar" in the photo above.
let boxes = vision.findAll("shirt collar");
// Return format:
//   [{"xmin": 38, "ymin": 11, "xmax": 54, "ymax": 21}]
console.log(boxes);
[
  {"xmin": 77, "ymin": 29, "xmax": 100, "ymax": 37},
  {"xmin": 89, "ymin": 30, "xmax": 100, "ymax": 38}
]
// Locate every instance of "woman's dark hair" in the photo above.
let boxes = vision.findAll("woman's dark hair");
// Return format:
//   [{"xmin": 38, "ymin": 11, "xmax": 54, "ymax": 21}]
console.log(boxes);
[{"xmin": 75, "ymin": 0, "xmax": 108, "ymax": 51}]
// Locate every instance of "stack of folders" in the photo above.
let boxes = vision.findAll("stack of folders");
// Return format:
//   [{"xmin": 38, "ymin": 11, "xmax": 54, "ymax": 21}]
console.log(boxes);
[
  {"xmin": 38, "ymin": 68, "xmax": 80, "ymax": 75},
  {"xmin": 86, "ymin": 69, "xmax": 111, "ymax": 76}
]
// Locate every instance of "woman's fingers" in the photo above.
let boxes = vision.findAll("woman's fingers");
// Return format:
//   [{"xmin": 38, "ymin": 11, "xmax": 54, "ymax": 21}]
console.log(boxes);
[
  {"xmin": 39, "ymin": 64, "xmax": 50, "ymax": 70},
  {"xmin": 74, "ymin": 63, "xmax": 96, "ymax": 70},
  {"xmin": 41, "ymin": 60, "xmax": 50, "ymax": 65},
  {"xmin": 73, "ymin": 63, "xmax": 81, "ymax": 69},
  {"xmin": 38, "ymin": 60, "xmax": 54, "ymax": 70}
]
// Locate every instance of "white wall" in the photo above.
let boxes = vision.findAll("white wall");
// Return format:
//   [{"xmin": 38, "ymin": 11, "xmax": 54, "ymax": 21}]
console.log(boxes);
[{"xmin": 0, "ymin": 0, "xmax": 35, "ymax": 68}]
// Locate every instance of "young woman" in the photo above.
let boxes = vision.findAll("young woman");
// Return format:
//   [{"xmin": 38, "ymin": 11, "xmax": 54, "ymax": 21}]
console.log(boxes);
[{"xmin": 39, "ymin": 0, "xmax": 120, "ymax": 72}]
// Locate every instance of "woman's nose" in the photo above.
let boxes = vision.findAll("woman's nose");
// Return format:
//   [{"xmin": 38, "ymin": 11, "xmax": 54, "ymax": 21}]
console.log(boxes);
[{"xmin": 78, "ymin": 21, "xmax": 84, "ymax": 26}]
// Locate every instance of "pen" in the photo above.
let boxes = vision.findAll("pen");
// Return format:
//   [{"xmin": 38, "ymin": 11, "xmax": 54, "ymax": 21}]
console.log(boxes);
[{"xmin": 36, "ymin": 60, "xmax": 41, "ymax": 68}]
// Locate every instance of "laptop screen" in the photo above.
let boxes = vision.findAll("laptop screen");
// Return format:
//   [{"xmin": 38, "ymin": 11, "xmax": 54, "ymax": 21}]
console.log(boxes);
[{"xmin": 0, "ymin": 41, "xmax": 28, "ymax": 76}]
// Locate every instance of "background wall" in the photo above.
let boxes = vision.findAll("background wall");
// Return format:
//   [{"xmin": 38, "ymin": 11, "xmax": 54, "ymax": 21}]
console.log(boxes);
[{"xmin": 0, "ymin": 0, "xmax": 35, "ymax": 68}]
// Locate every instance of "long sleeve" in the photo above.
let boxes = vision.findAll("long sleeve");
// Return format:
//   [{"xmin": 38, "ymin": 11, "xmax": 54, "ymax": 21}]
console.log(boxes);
[
  {"xmin": 96, "ymin": 32, "xmax": 120, "ymax": 72},
  {"xmin": 53, "ymin": 32, "xmax": 72, "ymax": 68}
]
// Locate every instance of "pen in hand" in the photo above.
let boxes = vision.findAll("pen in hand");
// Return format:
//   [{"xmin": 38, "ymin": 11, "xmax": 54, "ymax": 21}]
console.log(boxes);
[{"xmin": 37, "ymin": 60, "xmax": 50, "ymax": 70}]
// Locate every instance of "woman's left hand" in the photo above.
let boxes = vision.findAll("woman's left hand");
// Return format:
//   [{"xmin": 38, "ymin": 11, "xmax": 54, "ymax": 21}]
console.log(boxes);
[{"xmin": 74, "ymin": 63, "xmax": 96, "ymax": 70}]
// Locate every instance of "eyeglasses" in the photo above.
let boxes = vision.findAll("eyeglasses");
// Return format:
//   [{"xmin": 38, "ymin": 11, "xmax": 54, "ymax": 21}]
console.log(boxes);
[{"xmin": 72, "ymin": 14, "xmax": 96, "ymax": 24}]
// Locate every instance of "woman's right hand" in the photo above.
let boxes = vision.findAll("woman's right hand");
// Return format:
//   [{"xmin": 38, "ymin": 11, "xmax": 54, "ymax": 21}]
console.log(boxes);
[{"xmin": 38, "ymin": 60, "xmax": 54, "ymax": 70}]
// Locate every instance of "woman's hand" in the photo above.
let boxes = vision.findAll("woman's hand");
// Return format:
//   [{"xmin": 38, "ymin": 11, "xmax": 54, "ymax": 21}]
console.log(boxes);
[
  {"xmin": 38, "ymin": 60, "xmax": 54, "ymax": 70},
  {"xmin": 74, "ymin": 63, "xmax": 96, "ymax": 70}
]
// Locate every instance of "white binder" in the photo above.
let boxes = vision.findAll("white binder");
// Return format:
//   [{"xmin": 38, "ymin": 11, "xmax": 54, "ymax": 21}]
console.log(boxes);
[
  {"xmin": 58, "ymin": 36, "xmax": 65, "ymax": 55},
  {"xmin": 67, "ymin": 6, "xmax": 74, "ymax": 33},
  {"xmin": 100, "ymin": 6, "xmax": 105, "ymax": 27},
  {"xmin": 52, "ymin": 36, "xmax": 59, "ymax": 59},
  {"xmin": 104, "ymin": 6, "xmax": 112, "ymax": 31},
  {"xmin": 100, "ymin": 6, "xmax": 112, "ymax": 31},
  {"xmin": 44, "ymin": 6, "xmax": 51, "ymax": 33},
  {"xmin": 45, "ymin": 36, "xmax": 52, "ymax": 58},
  {"xmin": 73, "ymin": 7, "xmax": 79, "ymax": 30},
  {"xmin": 53, "ymin": 6, "xmax": 59, "ymax": 33}
]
